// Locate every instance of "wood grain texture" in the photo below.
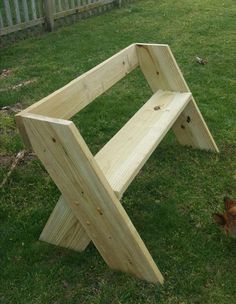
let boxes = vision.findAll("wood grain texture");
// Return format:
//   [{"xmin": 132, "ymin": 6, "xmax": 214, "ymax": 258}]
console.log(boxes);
[
  {"xmin": 22, "ymin": 113, "xmax": 163, "ymax": 284},
  {"xmin": 16, "ymin": 43, "xmax": 140, "ymax": 249},
  {"xmin": 0, "ymin": 17, "xmax": 44, "ymax": 36},
  {"xmin": 136, "ymin": 43, "xmax": 189, "ymax": 92},
  {"xmin": 13, "ymin": 0, "xmax": 21, "ymax": 24},
  {"xmin": 172, "ymin": 98, "xmax": 219, "ymax": 151},
  {"xmin": 40, "ymin": 196, "xmax": 90, "ymax": 251},
  {"xmin": 0, "ymin": 10, "xmax": 4, "ymax": 29},
  {"xmin": 96, "ymin": 90, "xmax": 192, "ymax": 195},
  {"xmin": 40, "ymin": 89, "xmax": 191, "ymax": 252},
  {"xmin": 3, "ymin": 0, "xmax": 13, "ymax": 26},
  {"xmin": 44, "ymin": 0, "xmax": 54, "ymax": 31},
  {"xmin": 31, "ymin": 0, "xmax": 37, "ymax": 20},
  {"xmin": 19, "ymin": 44, "xmax": 138, "ymax": 119},
  {"xmin": 22, "ymin": 0, "xmax": 29, "ymax": 22},
  {"xmin": 136, "ymin": 43, "xmax": 219, "ymax": 152},
  {"xmin": 57, "ymin": 0, "xmax": 63, "ymax": 12}
]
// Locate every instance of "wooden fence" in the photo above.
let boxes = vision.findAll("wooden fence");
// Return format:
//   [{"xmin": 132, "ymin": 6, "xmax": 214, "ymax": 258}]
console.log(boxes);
[{"xmin": 0, "ymin": 0, "xmax": 125, "ymax": 37}]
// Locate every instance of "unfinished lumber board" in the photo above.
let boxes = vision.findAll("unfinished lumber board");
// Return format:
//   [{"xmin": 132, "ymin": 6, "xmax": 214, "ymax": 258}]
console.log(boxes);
[
  {"xmin": 22, "ymin": 113, "xmax": 164, "ymax": 284},
  {"xmin": 172, "ymin": 99, "xmax": 219, "ymax": 150},
  {"xmin": 40, "ymin": 89, "xmax": 191, "ymax": 252},
  {"xmin": 40, "ymin": 196, "xmax": 90, "ymax": 251},
  {"xmin": 17, "ymin": 44, "xmax": 138, "ymax": 119},
  {"xmin": 96, "ymin": 90, "xmax": 192, "ymax": 195},
  {"xmin": 27, "ymin": 44, "xmax": 218, "ymax": 256},
  {"xmin": 40, "ymin": 89, "xmax": 191, "ymax": 251},
  {"xmin": 136, "ymin": 43, "xmax": 189, "ymax": 92},
  {"xmin": 136, "ymin": 43, "xmax": 219, "ymax": 152},
  {"xmin": 15, "ymin": 43, "xmax": 138, "ymax": 147}
]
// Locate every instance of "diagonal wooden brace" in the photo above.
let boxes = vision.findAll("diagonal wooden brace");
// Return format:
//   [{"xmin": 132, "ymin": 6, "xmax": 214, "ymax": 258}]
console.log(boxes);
[
  {"xmin": 22, "ymin": 113, "xmax": 164, "ymax": 284},
  {"xmin": 136, "ymin": 43, "xmax": 219, "ymax": 152}
]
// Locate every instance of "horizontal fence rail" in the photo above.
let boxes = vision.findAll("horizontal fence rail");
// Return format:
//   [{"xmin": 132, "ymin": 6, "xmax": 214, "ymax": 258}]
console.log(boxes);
[{"xmin": 0, "ymin": 0, "xmax": 130, "ymax": 37}]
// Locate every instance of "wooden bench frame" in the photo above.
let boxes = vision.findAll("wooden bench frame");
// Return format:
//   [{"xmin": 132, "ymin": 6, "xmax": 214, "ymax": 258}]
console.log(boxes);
[{"xmin": 16, "ymin": 43, "xmax": 218, "ymax": 284}]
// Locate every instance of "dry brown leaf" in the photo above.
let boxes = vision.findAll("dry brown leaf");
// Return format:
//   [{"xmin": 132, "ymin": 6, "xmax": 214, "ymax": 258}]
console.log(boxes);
[
  {"xmin": 0, "ymin": 79, "xmax": 37, "ymax": 92},
  {"xmin": 0, "ymin": 69, "xmax": 11, "ymax": 78},
  {"xmin": 195, "ymin": 56, "xmax": 208, "ymax": 65}
]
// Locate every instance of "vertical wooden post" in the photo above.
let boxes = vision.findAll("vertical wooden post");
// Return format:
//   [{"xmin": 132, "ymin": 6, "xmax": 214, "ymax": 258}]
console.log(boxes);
[
  {"xmin": 44, "ymin": 0, "xmax": 54, "ymax": 32},
  {"xmin": 13, "ymin": 0, "xmax": 22, "ymax": 24},
  {"xmin": 22, "ymin": 0, "xmax": 29, "ymax": 22},
  {"xmin": 0, "ymin": 9, "xmax": 4, "ymax": 30},
  {"xmin": 31, "ymin": 0, "xmax": 37, "ymax": 20},
  {"xmin": 115, "ymin": 0, "xmax": 122, "ymax": 8},
  {"xmin": 3, "ymin": 0, "xmax": 13, "ymax": 26},
  {"xmin": 21, "ymin": 114, "xmax": 164, "ymax": 284}
]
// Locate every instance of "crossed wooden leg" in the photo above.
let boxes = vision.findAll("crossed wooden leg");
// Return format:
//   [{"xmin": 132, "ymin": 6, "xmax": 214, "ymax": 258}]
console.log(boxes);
[
  {"xmin": 22, "ymin": 113, "xmax": 164, "ymax": 284},
  {"xmin": 40, "ymin": 196, "xmax": 90, "ymax": 252},
  {"xmin": 39, "ymin": 97, "xmax": 218, "ymax": 257},
  {"xmin": 39, "ymin": 44, "xmax": 218, "ymax": 260}
]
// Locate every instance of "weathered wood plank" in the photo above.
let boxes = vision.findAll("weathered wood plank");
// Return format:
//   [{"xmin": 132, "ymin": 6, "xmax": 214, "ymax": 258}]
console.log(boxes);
[
  {"xmin": 64, "ymin": 0, "xmax": 70, "ymax": 10},
  {"xmin": 37, "ymin": 0, "xmax": 44, "ymax": 18},
  {"xmin": 58, "ymin": 0, "xmax": 63, "ymax": 12},
  {"xmin": 3, "ymin": 0, "xmax": 13, "ymax": 26},
  {"xmin": 13, "ymin": 0, "xmax": 21, "ymax": 24},
  {"xmin": 31, "ymin": 0, "xmax": 37, "ymax": 20},
  {"xmin": 22, "ymin": 0, "xmax": 30, "ymax": 22},
  {"xmin": 71, "ymin": 0, "xmax": 76, "ymax": 9},
  {"xmin": 16, "ymin": 44, "xmax": 138, "ymax": 120},
  {"xmin": 136, "ymin": 43, "xmax": 219, "ymax": 152},
  {"xmin": 76, "ymin": 0, "xmax": 81, "ymax": 7},
  {"xmin": 52, "ymin": 0, "xmax": 56, "ymax": 13},
  {"xmin": 54, "ymin": 0, "xmax": 114, "ymax": 19},
  {"xmin": 0, "ymin": 17, "xmax": 44, "ymax": 36},
  {"xmin": 0, "ymin": 9, "xmax": 4, "ymax": 29},
  {"xmin": 22, "ymin": 113, "xmax": 164, "ymax": 284},
  {"xmin": 44, "ymin": 0, "xmax": 54, "ymax": 31}
]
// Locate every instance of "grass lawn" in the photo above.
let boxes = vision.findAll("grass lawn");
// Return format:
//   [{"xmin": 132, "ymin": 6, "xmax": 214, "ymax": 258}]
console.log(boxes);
[{"xmin": 0, "ymin": 0, "xmax": 236, "ymax": 303}]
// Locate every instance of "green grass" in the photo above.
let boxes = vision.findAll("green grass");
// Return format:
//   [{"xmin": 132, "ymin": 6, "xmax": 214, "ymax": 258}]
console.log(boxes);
[{"xmin": 0, "ymin": 0, "xmax": 236, "ymax": 303}]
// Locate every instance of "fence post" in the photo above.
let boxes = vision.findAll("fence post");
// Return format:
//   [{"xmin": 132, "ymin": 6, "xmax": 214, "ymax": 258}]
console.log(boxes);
[
  {"xmin": 44, "ymin": 0, "xmax": 54, "ymax": 32},
  {"xmin": 115, "ymin": 0, "xmax": 122, "ymax": 8}
]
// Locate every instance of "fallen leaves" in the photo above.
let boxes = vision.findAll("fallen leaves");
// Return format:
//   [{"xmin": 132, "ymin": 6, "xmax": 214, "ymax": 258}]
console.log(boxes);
[
  {"xmin": 0, "ymin": 150, "xmax": 36, "ymax": 189},
  {"xmin": 0, "ymin": 79, "xmax": 37, "ymax": 92},
  {"xmin": 0, "ymin": 150, "xmax": 26, "ymax": 189},
  {"xmin": 0, "ymin": 69, "xmax": 11, "ymax": 78},
  {"xmin": 195, "ymin": 56, "xmax": 208, "ymax": 65},
  {"xmin": 0, "ymin": 102, "xmax": 22, "ymax": 114},
  {"xmin": 0, "ymin": 67, "xmax": 36, "ymax": 92}
]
